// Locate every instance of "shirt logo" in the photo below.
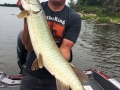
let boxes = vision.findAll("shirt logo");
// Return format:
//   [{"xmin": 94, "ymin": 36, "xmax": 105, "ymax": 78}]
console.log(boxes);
[
  {"xmin": 46, "ymin": 16, "xmax": 66, "ymax": 42},
  {"xmin": 47, "ymin": 16, "xmax": 65, "ymax": 25}
]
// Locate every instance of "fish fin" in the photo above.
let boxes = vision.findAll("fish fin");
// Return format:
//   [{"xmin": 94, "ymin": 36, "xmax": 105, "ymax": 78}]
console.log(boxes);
[
  {"xmin": 56, "ymin": 79, "xmax": 70, "ymax": 90},
  {"xmin": 70, "ymin": 63, "xmax": 88, "ymax": 82},
  {"xmin": 31, "ymin": 58, "xmax": 39, "ymax": 70},
  {"xmin": 38, "ymin": 54, "xmax": 44, "ymax": 68},
  {"xmin": 31, "ymin": 54, "xmax": 43, "ymax": 70},
  {"xmin": 17, "ymin": 10, "xmax": 29, "ymax": 18}
]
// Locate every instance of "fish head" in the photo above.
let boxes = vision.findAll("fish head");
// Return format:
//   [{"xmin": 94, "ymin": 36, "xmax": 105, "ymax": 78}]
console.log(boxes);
[
  {"xmin": 17, "ymin": 0, "xmax": 42, "ymax": 18},
  {"xmin": 20, "ymin": 0, "xmax": 41, "ymax": 12}
]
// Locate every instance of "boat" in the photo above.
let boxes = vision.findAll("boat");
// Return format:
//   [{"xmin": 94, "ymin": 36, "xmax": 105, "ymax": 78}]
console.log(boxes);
[{"xmin": 0, "ymin": 69, "xmax": 120, "ymax": 90}]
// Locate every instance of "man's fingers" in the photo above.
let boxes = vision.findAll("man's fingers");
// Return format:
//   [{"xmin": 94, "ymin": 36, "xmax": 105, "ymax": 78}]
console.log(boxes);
[{"xmin": 17, "ymin": 0, "xmax": 24, "ymax": 11}]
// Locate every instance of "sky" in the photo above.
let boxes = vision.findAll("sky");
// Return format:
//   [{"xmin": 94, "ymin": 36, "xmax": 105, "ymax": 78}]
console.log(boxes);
[{"xmin": 0, "ymin": 0, "xmax": 70, "ymax": 5}]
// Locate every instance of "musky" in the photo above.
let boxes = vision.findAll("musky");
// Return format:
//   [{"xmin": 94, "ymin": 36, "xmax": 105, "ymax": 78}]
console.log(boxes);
[{"xmin": 0, "ymin": 0, "xmax": 70, "ymax": 5}]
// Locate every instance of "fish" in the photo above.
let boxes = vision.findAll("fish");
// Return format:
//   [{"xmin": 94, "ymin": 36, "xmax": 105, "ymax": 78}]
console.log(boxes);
[{"xmin": 17, "ymin": 0, "xmax": 88, "ymax": 89}]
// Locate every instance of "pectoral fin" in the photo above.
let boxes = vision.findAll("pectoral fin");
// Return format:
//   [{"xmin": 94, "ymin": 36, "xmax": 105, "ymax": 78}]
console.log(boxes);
[
  {"xmin": 31, "ymin": 54, "xmax": 43, "ymax": 70},
  {"xmin": 38, "ymin": 54, "xmax": 43, "ymax": 68},
  {"xmin": 17, "ymin": 10, "xmax": 29, "ymax": 18},
  {"xmin": 70, "ymin": 63, "xmax": 88, "ymax": 82},
  {"xmin": 31, "ymin": 58, "xmax": 39, "ymax": 70}
]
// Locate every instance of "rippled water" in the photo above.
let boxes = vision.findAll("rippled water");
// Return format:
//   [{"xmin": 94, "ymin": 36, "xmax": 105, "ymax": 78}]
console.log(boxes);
[
  {"xmin": 0, "ymin": 6, "xmax": 23, "ymax": 75},
  {"xmin": 72, "ymin": 20, "xmax": 120, "ymax": 82},
  {"xmin": 0, "ymin": 6, "xmax": 120, "ymax": 82}
]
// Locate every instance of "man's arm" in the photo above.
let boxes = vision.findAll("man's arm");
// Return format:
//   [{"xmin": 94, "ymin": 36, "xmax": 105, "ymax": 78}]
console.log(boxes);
[
  {"xmin": 60, "ymin": 11, "xmax": 81, "ymax": 61},
  {"xmin": 17, "ymin": 0, "xmax": 24, "ymax": 11},
  {"xmin": 60, "ymin": 39, "xmax": 74, "ymax": 61},
  {"xmin": 22, "ymin": 19, "xmax": 33, "ymax": 51},
  {"xmin": 17, "ymin": 0, "xmax": 33, "ymax": 51}
]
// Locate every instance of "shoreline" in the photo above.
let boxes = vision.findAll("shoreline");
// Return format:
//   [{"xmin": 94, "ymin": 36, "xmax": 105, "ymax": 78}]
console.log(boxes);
[{"xmin": 77, "ymin": 12, "xmax": 120, "ymax": 25}]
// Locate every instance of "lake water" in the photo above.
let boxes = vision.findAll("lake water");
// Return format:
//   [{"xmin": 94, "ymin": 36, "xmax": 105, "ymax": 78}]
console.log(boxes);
[{"xmin": 0, "ymin": 6, "xmax": 120, "ymax": 84}]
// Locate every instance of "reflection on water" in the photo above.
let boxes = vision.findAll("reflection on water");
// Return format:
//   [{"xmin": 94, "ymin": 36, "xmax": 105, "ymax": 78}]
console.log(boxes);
[
  {"xmin": 74, "ymin": 20, "xmax": 120, "ymax": 82},
  {"xmin": 92, "ymin": 23, "xmax": 120, "ymax": 81},
  {"xmin": 0, "ymin": 6, "xmax": 23, "ymax": 76},
  {"xmin": 0, "ymin": 7, "xmax": 120, "ymax": 82}
]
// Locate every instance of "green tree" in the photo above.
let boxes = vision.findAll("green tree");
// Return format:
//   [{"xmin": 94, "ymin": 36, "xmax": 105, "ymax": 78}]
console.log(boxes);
[
  {"xmin": 74, "ymin": 0, "xmax": 82, "ymax": 12},
  {"xmin": 103, "ymin": 0, "xmax": 120, "ymax": 13},
  {"xmin": 78, "ymin": 0, "xmax": 104, "ymax": 6},
  {"xmin": 68, "ymin": 0, "xmax": 75, "ymax": 9}
]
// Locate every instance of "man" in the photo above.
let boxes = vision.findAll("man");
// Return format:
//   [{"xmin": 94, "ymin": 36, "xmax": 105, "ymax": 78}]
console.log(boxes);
[
  {"xmin": 17, "ymin": 0, "xmax": 81, "ymax": 89},
  {"xmin": 17, "ymin": 31, "xmax": 27, "ymax": 74}
]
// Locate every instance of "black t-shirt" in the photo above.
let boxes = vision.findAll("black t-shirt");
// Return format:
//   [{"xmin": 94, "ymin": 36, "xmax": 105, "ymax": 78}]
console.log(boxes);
[{"xmin": 24, "ymin": 1, "xmax": 81, "ymax": 79}]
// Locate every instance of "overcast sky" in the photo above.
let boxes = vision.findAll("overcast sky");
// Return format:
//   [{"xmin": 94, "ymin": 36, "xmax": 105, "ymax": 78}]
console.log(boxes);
[{"xmin": 0, "ymin": 0, "xmax": 70, "ymax": 5}]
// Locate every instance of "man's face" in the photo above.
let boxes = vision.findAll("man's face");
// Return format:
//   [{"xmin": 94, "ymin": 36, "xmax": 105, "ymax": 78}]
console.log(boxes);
[{"xmin": 49, "ymin": 0, "xmax": 66, "ymax": 6}]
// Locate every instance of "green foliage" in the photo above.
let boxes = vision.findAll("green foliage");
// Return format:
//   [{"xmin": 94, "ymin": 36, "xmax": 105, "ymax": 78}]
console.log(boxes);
[
  {"xmin": 68, "ymin": 0, "xmax": 75, "ymax": 9},
  {"xmin": 82, "ymin": 6, "xmax": 102, "ymax": 14},
  {"xmin": 103, "ymin": 0, "xmax": 120, "ymax": 14},
  {"xmin": 74, "ymin": 0, "xmax": 82, "ymax": 12},
  {"xmin": 98, "ymin": 17, "xmax": 110, "ymax": 23},
  {"xmin": 82, "ymin": 15, "xmax": 98, "ymax": 20},
  {"xmin": 85, "ymin": 0, "xmax": 104, "ymax": 6},
  {"xmin": 79, "ymin": 0, "xmax": 104, "ymax": 6},
  {"xmin": 68, "ymin": 0, "xmax": 120, "ymax": 24},
  {"xmin": 81, "ymin": 5, "xmax": 120, "ymax": 24},
  {"xmin": 68, "ymin": 0, "xmax": 104, "ymax": 12}
]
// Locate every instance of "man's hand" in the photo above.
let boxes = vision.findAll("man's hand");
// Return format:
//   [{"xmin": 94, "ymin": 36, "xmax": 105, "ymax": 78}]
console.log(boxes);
[
  {"xmin": 17, "ymin": 0, "xmax": 24, "ymax": 11},
  {"xmin": 16, "ymin": 0, "xmax": 33, "ymax": 51},
  {"xmin": 60, "ymin": 39, "xmax": 74, "ymax": 61}
]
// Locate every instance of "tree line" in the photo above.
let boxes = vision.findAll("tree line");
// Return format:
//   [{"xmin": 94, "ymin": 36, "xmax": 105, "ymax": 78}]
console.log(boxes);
[
  {"xmin": 68, "ymin": 0, "xmax": 120, "ymax": 14},
  {"xmin": 0, "ymin": 3, "xmax": 17, "ymax": 7}
]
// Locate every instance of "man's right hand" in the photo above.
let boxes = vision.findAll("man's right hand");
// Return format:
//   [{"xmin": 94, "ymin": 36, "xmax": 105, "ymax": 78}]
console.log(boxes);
[
  {"xmin": 17, "ymin": 0, "xmax": 24, "ymax": 11},
  {"xmin": 17, "ymin": 0, "xmax": 33, "ymax": 51}
]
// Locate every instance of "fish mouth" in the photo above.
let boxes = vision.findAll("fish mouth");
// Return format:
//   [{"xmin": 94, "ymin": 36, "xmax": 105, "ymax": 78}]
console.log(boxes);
[
  {"xmin": 24, "ymin": 0, "xmax": 38, "ymax": 5},
  {"xmin": 20, "ymin": 0, "xmax": 37, "ymax": 9},
  {"xmin": 21, "ymin": 0, "xmax": 41, "ymax": 12},
  {"xmin": 20, "ymin": 0, "xmax": 30, "ymax": 10}
]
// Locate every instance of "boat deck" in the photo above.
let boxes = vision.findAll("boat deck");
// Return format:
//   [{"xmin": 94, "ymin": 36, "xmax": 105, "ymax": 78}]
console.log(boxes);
[
  {"xmin": 82, "ymin": 70, "xmax": 120, "ymax": 90},
  {"xmin": 0, "ymin": 77, "xmax": 104, "ymax": 90},
  {"xmin": 83, "ymin": 76, "xmax": 103, "ymax": 90},
  {"xmin": 0, "ymin": 70, "xmax": 120, "ymax": 90}
]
